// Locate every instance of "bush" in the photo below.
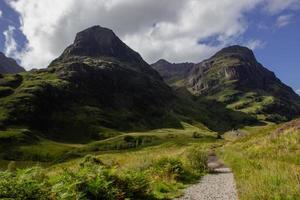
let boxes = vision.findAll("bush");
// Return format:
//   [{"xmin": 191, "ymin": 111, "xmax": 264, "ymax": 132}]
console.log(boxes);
[
  {"xmin": 118, "ymin": 170, "xmax": 151, "ymax": 199},
  {"xmin": 52, "ymin": 166, "xmax": 123, "ymax": 200},
  {"xmin": 186, "ymin": 146, "xmax": 208, "ymax": 173},
  {"xmin": 152, "ymin": 157, "xmax": 185, "ymax": 180},
  {"xmin": 0, "ymin": 167, "xmax": 51, "ymax": 200},
  {"xmin": 52, "ymin": 158, "xmax": 153, "ymax": 200},
  {"xmin": 0, "ymin": 154, "xmax": 201, "ymax": 200}
]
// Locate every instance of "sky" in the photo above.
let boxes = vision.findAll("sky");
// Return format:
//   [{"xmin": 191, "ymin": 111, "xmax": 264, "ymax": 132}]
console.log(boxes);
[{"xmin": 0, "ymin": 0, "xmax": 299, "ymax": 94}]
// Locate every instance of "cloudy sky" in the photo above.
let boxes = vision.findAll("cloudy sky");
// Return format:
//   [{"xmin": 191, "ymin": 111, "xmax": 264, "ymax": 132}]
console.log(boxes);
[{"xmin": 0, "ymin": 0, "xmax": 299, "ymax": 93}]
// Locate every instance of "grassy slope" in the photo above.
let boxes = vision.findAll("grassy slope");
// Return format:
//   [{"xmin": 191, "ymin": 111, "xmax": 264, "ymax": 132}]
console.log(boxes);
[
  {"xmin": 48, "ymin": 127, "xmax": 217, "ymax": 199},
  {"xmin": 218, "ymin": 119, "xmax": 300, "ymax": 200},
  {"xmin": 1, "ymin": 114, "xmax": 300, "ymax": 199},
  {"xmin": 0, "ymin": 122, "xmax": 218, "ymax": 199},
  {"xmin": 0, "ymin": 122, "xmax": 215, "ymax": 168},
  {"xmin": 0, "ymin": 71, "xmax": 255, "ymax": 162}
]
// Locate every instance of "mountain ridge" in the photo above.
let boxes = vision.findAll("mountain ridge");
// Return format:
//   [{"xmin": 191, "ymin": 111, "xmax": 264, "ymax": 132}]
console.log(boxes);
[
  {"xmin": 0, "ymin": 52, "xmax": 25, "ymax": 74},
  {"xmin": 152, "ymin": 45, "xmax": 300, "ymax": 121},
  {"xmin": 0, "ymin": 26, "xmax": 177, "ymax": 143},
  {"xmin": 0, "ymin": 26, "xmax": 295, "ymax": 162},
  {"xmin": 151, "ymin": 59, "xmax": 194, "ymax": 85}
]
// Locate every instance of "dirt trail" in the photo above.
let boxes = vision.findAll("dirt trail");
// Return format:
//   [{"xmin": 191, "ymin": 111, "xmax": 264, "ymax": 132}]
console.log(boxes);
[{"xmin": 175, "ymin": 154, "xmax": 238, "ymax": 200}]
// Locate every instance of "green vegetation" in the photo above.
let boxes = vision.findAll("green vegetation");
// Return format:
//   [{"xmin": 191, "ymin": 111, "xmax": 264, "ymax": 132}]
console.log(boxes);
[
  {"xmin": 218, "ymin": 119, "xmax": 300, "ymax": 200},
  {"xmin": 1, "ymin": 37, "xmax": 300, "ymax": 200},
  {"xmin": 0, "ymin": 130, "xmax": 213, "ymax": 199},
  {"xmin": 211, "ymin": 89, "xmax": 291, "ymax": 122},
  {"xmin": 153, "ymin": 46, "xmax": 300, "ymax": 122},
  {"xmin": 0, "ymin": 122, "xmax": 215, "ymax": 162},
  {"xmin": 2, "ymin": 118, "xmax": 300, "ymax": 199}
]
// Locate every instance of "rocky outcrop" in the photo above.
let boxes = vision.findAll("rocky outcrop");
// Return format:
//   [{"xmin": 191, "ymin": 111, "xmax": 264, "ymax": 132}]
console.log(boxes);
[
  {"xmin": 153, "ymin": 45, "xmax": 300, "ymax": 121},
  {"xmin": 151, "ymin": 59, "xmax": 194, "ymax": 84},
  {"xmin": 187, "ymin": 45, "xmax": 288, "ymax": 94},
  {"xmin": 0, "ymin": 52, "xmax": 25, "ymax": 74}
]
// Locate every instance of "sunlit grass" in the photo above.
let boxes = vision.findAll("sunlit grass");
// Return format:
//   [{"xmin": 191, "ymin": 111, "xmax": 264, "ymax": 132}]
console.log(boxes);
[{"xmin": 218, "ymin": 120, "xmax": 300, "ymax": 200}]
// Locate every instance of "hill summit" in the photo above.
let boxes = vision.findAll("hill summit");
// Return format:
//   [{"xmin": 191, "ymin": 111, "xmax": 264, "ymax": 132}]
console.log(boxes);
[{"xmin": 54, "ymin": 26, "xmax": 146, "ymax": 65}]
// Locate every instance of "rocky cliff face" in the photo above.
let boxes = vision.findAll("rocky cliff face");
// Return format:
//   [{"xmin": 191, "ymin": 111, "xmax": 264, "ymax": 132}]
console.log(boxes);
[
  {"xmin": 0, "ymin": 52, "xmax": 25, "ymax": 74},
  {"xmin": 154, "ymin": 45, "xmax": 300, "ymax": 121},
  {"xmin": 187, "ymin": 45, "xmax": 288, "ymax": 94},
  {"xmin": 151, "ymin": 59, "xmax": 194, "ymax": 84}
]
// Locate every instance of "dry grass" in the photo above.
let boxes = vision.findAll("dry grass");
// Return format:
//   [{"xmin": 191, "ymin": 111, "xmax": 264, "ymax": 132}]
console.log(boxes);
[{"xmin": 218, "ymin": 119, "xmax": 300, "ymax": 200}]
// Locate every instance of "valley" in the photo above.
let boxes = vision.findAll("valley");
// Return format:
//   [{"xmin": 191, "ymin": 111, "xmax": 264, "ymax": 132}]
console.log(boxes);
[{"xmin": 0, "ymin": 25, "xmax": 299, "ymax": 200}]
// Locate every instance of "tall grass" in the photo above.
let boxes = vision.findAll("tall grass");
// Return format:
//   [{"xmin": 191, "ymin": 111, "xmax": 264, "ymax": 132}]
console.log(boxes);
[
  {"xmin": 0, "ymin": 143, "xmax": 210, "ymax": 200},
  {"xmin": 218, "ymin": 121, "xmax": 300, "ymax": 200}
]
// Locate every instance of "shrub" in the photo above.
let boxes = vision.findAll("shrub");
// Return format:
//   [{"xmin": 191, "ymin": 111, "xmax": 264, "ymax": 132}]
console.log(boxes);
[
  {"xmin": 118, "ymin": 170, "xmax": 151, "ymax": 199},
  {"xmin": 152, "ymin": 157, "xmax": 185, "ymax": 180},
  {"xmin": 186, "ymin": 146, "xmax": 208, "ymax": 173},
  {"xmin": 52, "ymin": 158, "xmax": 152, "ymax": 200},
  {"xmin": 0, "ymin": 167, "xmax": 51, "ymax": 200},
  {"xmin": 52, "ymin": 165, "xmax": 123, "ymax": 200}
]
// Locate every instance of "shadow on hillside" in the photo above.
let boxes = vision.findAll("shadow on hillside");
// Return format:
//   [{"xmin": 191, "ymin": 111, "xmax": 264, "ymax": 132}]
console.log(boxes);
[{"xmin": 172, "ymin": 87, "xmax": 266, "ymax": 134}]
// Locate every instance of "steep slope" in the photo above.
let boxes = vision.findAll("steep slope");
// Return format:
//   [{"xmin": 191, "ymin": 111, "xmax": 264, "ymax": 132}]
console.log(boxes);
[
  {"xmin": 0, "ymin": 52, "xmax": 25, "ymax": 74},
  {"xmin": 0, "ymin": 27, "xmax": 257, "ymax": 161},
  {"xmin": 187, "ymin": 45, "xmax": 300, "ymax": 121},
  {"xmin": 0, "ymin": 26, "xmax": 177, "ymax": 142},
  {"xmin": 154, "ymin": 45, "xmax": 300, "ymax": 121},
  {"xmin": 151, "ymin": 59, "xmax": 194, "ymax": 85}
]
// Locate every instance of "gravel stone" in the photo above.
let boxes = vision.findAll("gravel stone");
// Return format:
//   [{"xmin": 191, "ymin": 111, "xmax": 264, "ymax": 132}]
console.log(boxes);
[{"xmin": 175, "ymin": 156, "xmax": 238, "ymax": 200}]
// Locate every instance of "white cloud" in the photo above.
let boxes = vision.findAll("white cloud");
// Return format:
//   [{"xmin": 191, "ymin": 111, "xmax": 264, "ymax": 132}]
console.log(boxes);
[
  {"xmin": 6, "ymin": 0, "xmax": 299, "ymax": 69},
  {"xmin": 276, "ymin": 14, "xmax": 294, "ymax": 28},
  {"xmin": 264, "ymin": 0, "xmax": 300, "ymax": 14},
  {"xmin": 296, "ymin": 89, "xmax": 300, "ymax": 95},
  {"xmin": 3, "ymin": 25, "xmax": 18, "ymax": 58},
  {"xmin": 245, "ymin": 39, "xmax": 265, "ymax": 50},
  {"xmin": 0, "ymin": 10, "xmax": 2, "ymax": 18}
]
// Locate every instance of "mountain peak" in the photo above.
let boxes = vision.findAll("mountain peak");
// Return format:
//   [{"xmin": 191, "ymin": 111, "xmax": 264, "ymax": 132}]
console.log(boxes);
[
  {"xmin": 57, "ymin": 25, "xmax": 146, "ymax": 64},
  {"xmin": 73, "ymin": 26, "xmax": 116, "ymax": 49},
  {"xmin": 153, "ymin": 59, "xmax": 171, "ymax": 65},
  {"xmin": 212, "ymin": 45, "xmax": 255, "ymax": 61}
]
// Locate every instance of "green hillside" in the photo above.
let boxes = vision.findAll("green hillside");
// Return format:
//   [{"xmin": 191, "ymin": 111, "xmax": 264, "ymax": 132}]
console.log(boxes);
[
  {"xmin": 219, "ymin": 119, "xmax": 300, "ymax": 199},
  {"xmin": 0, "ymin": 26, "xmax": 300, "ymax": 200},
  {"xmin": 153, "ymin": 46, "xmax": 300, "ymax": 122}
]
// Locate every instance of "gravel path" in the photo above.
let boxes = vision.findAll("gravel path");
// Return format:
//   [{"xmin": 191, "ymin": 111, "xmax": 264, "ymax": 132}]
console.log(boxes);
[{"xmin": 175, "ymin": 155, "xmax": 238, "ymax": 200}]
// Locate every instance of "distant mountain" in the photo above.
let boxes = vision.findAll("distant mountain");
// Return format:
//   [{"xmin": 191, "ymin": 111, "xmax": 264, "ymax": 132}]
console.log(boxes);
[
  {"xmin": 154, "ymin": 45, "xmax": 300, "ymax": 121},
  {"xmin": 151, "ymin": 59, "xmax": 194, "ymax": 85},
  {"xmin": 0, "ymin": 52, "xmax": 25, "ymax": 74}
]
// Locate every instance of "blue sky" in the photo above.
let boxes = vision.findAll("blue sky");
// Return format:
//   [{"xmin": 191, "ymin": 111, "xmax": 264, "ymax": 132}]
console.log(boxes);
[
  {"xmin": 0, "ymin": 0, "xmax": 299, "ymax": 93},
  {"xmin": 244, "ymin": 8, "xmax": 300, "ymax": 93}
]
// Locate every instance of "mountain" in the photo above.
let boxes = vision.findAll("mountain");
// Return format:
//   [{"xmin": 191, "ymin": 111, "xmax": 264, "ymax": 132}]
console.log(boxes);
[
  {"xmin": 52, "ymin": 26, "xmax": 148, "ymax": 65},
  {"xmin": 0, "ymin": 52, "xmax": 25, "ymax": 74},
  {"xmin": 151, "ymin": 59, "xmax": 194, "ymax": 85},
  {"xmin": 0, "ymin": 27, "xmax": 255, "ymax": 144},
  {"xmin": 0, "ymin": 26, "xmax": 176, "ymax": 142},
  {"xmin": 0, "ymin": 26, "xmax": 258, "ymax": 161},
  {"xmin": 154, "ymin": 45, "xmax": 300, "ymax": 121}
]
